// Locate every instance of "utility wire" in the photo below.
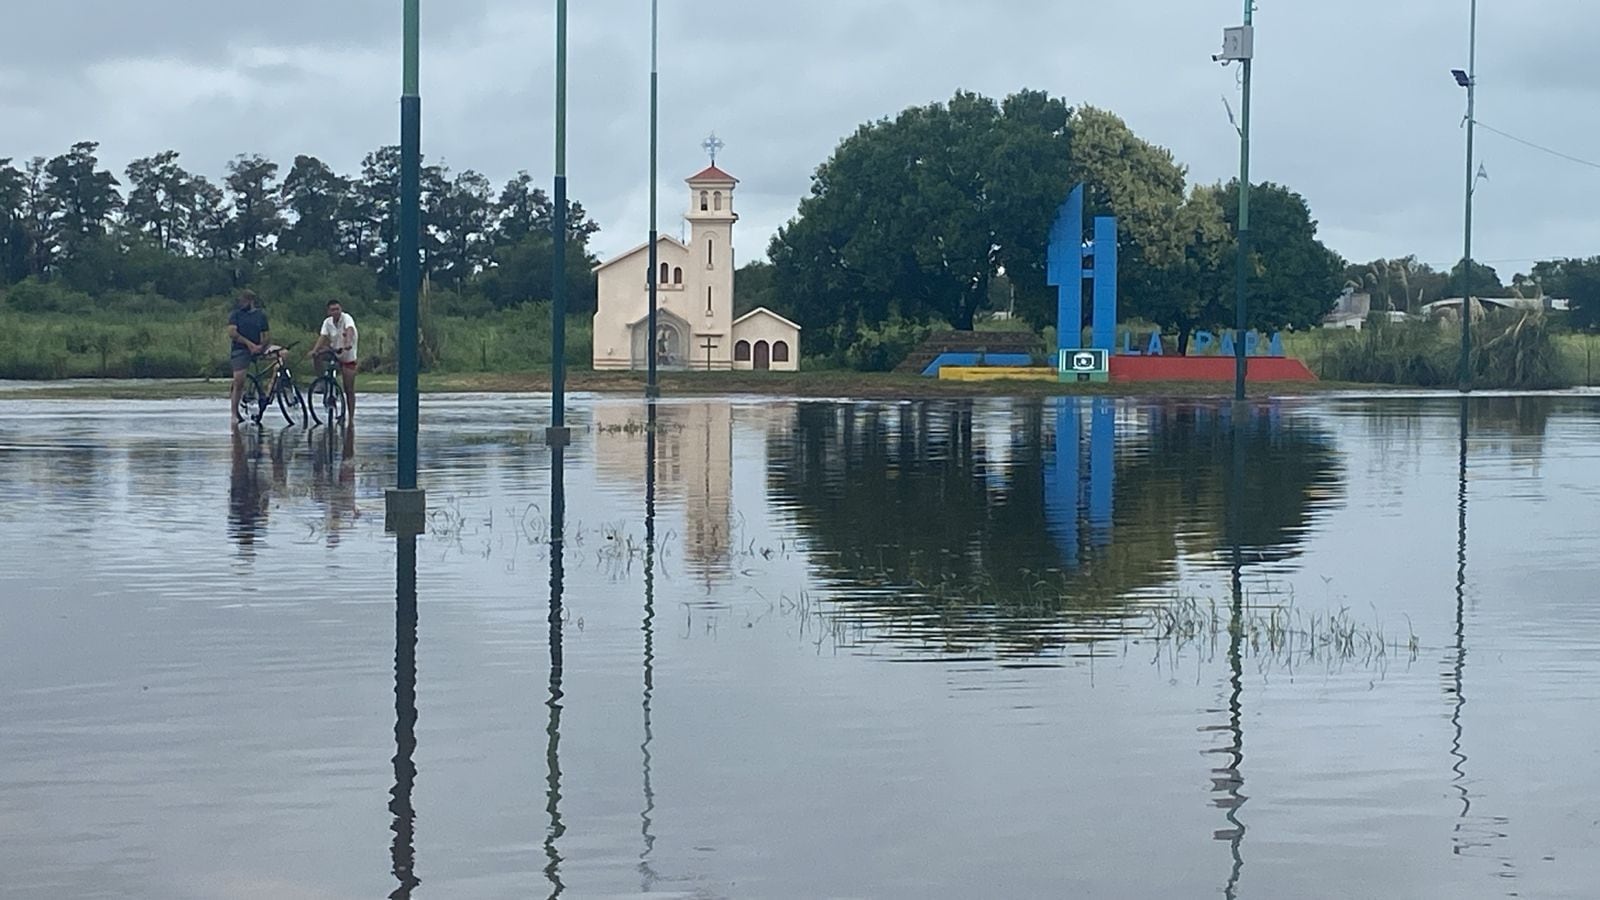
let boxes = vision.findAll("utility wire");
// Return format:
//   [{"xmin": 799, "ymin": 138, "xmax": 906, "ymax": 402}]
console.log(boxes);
[{"xmin": 1474, "ymin": 120, "xmax": 1600, "ymax": 172}]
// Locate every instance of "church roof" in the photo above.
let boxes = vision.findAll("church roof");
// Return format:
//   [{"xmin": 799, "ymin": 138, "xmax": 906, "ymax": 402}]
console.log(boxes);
[
  {"xmin": 686, "ymin": 164, "xmax": 738, "ymax": 185},
  {"xmin": 733, "ymin": 307, "xmax": 803, "ymax": 331},
  {"xmin": 592, "ymin": 234, "xmax": 689, "ymax": 272}
]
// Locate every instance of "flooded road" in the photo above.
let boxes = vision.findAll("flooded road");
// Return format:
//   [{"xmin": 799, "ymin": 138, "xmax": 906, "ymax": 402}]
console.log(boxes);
[{"xmin": 1, "ymin": 393, "xmax": 1597, "ymax": 898}]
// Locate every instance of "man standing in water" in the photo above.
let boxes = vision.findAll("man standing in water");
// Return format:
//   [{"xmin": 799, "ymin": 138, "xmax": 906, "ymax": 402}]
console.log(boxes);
[
  {"xmin": 227, "ymin": 290, "xmax": 270, "ymax": 424},
  {"xmin": 309, "ymin": 299, "xmax": 359, "ymax": 424}
]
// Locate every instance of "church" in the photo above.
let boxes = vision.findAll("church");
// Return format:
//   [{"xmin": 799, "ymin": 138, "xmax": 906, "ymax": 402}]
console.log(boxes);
[{"xmin": 591, "ymin": 163, "xmax": 801, "ymax": 372}]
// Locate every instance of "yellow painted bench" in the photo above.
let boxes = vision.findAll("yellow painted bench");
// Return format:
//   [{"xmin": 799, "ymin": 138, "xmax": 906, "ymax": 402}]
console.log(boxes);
[{"xmin": 937, "ymin": 366, "xmax": 1057, "ymax": 382}]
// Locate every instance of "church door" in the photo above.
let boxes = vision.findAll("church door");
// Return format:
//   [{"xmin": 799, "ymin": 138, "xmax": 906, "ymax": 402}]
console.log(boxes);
[{"xmin": 753, "ymin": 340, "xmax": 770, "ymax": 371}]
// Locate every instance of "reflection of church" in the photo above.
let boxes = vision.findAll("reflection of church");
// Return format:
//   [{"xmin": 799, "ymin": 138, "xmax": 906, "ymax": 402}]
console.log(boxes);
[
  {"xmin": 591, "ymin": 157, "xmax": 801, "ymax": 372},
  {"xmin": 592, "ymin": 402, "xmax": 734, "ymax": 579}
]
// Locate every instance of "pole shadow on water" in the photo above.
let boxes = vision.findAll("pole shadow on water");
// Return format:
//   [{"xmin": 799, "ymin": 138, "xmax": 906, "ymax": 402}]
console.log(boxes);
[
  {"xmin": 545, "ymin": 445, "xmax": 567, "ymax": 898},
  {"xmin": 640, "ymin": 401, "xmax": 659, "ymax": 889},
  {"xmin": 390, "ymin": 534, "xmax": 420, "ymax": 898}
]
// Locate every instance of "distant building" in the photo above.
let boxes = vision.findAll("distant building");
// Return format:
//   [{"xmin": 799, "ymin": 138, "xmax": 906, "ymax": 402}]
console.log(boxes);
[
  {"xmin": 591, "ymin": 165, "xmax": 800, "ymax": 372},
  {"xmin": 1322, "ymin": 289, "xmax": 1371, "ymax": 330}
]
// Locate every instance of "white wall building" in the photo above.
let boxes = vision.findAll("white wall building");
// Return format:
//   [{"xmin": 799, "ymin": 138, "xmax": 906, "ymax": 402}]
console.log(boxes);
[{"xmin": 591, "ymin": 165, "xmax": 801, "ymax": 372}]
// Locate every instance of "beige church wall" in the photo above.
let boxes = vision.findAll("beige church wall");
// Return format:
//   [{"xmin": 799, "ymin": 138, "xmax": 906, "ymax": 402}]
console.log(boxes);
[
  {"xmin": 731, "ymin": 312, "xmax": 801, "ymax": 372},
  {"xmin": 592, "ymin": 240, "xmax": 690, "ymax": 370}
]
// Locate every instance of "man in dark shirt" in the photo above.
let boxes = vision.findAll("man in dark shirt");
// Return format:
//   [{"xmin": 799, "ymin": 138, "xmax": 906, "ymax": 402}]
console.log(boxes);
[{"xmin": 227, "ymin": 290, "xmax": 271, "ymax": 424}]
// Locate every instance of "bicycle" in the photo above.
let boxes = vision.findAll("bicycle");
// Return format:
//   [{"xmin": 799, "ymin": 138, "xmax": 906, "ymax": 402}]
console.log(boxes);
[
  {"xmin": 307, "ymin": 350, "xmax": 350, "ymax": 428},
  {"xmin": 237, "ymin": 341, "xmax": 309, "ymax": 426}
]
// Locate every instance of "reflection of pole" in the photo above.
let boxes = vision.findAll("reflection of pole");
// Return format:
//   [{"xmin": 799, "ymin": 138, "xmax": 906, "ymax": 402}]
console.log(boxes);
[
  {"xmin": 645, "ymin": 0, "xmax": 660, "ymax": 398},
  {"xmin": 544, "ymin": 448, "xmax": 567, "ymax": 898},
  {"xmin": 390, "ymin": 535, "xmax": 420, "ymax": 900},
  {"xmin": 1215, "ymin": 404, "xmax": 1248, "ymax": 897},
  {"xmin": 639, "ymin": 402, "xmax": 659, "ymax": 887},
  {"xmin": 1450, "ymin": 398, "xmax": 1472, "ymax": 837}
]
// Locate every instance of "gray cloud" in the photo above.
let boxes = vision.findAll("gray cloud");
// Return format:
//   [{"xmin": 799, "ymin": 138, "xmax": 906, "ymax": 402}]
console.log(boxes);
[{"xmin": 4, "ymin": 0, "xmax": 1599, "ymax": 276}]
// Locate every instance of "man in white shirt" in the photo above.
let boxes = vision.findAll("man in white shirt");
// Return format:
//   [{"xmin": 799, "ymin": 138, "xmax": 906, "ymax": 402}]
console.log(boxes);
[{"xmin": 308, "ymin": 299, "xmax": 360, "ymax": 424}]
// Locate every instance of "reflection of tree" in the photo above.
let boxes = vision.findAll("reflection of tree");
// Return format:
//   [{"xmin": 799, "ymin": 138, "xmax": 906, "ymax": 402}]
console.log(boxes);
[{"xmin": 766, "ymin": 400, "xmax": 1341, "ymax": 654}]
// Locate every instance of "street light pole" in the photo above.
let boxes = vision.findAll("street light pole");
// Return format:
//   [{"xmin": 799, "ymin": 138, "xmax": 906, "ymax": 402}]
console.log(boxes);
[
  {"xmin": 1232, "ymin": 0, "xmax": 1254, "ymax": 403},
  {"xmin": 548, "ymin": 0, "xmax": 572, "ymax": 446},
  {"xmin": 1457, "ymin": 0, "xmax": 1479, "ymax": 393},
  {"xmin": 646, "ymin": 0, "xmax": 661, "ymax": 399},
  {"xmin": 386, "ymin": 0, "xmax": 426, "ymax": 536}
]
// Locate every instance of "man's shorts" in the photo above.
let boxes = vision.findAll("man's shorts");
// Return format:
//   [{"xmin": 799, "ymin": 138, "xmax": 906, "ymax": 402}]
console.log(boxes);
[{"xmin": 230, "ymin": 348, "xmax": 253, "ymax": 372}]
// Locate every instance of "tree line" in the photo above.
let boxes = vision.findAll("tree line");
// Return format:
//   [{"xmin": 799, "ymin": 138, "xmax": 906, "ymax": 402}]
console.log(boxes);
[
  {"xmin": 757, "ymin": 89, "xmax": 1599, "ymax": 357},
  {"xmin": 0, "ymin": 141, "xmax": 601, "ymax": 327}
]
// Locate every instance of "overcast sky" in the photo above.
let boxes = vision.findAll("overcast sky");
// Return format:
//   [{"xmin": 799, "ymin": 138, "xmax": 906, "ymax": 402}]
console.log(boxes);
[{"xmin": 4, "ymin": 0, "xmax": 1597, "ymax": 276}]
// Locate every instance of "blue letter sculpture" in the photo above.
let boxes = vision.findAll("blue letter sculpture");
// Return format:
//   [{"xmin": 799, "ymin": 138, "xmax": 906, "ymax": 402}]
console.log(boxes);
[{"xmin": 1047, "ymin": 185, "xmax": 1118, "ymax": 383}]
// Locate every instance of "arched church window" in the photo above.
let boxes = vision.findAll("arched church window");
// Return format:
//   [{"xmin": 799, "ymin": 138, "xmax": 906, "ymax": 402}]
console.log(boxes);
[
  {"xmin": 713, "ymin": 191, "xmax": 722, "ymax": 211},
  {"xmin": 659, "ymin": 262, "xmax": 670, "ymax": 284},
  {"xmin": 700, "ymin": 191, "xmax": 709, "ymax": 211},
  {"xmin": 673, "ymin": 267, "xmax": 683, "ymax": 284},
  {"xmin": 706, "ymin": 286, "xmax": 713, "ymax": 315},
  {"xmin": 772, "ymin": 340, "xmax": 790, "ymax": 363},
  {"xmin": 707, "ymin": 238, "xmax": 714, "ymax": 268},
  {"xmin": 734, "ymin": 340, "xmax": 752, "ymax": 362}
]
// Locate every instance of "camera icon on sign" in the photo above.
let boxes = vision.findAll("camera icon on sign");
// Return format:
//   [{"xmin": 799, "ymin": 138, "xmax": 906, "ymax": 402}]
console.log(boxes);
[{"xmin": 1072, "ymin": 352, "xmax": 1098, "ymax": 371}]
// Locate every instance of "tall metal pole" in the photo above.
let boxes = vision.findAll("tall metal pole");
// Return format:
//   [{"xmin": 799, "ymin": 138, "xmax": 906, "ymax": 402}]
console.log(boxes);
[
  {"xmin": 398, "ymin": 0, "xmax": 421, "ymax": 488},
  {"xmin": 1232, "ymin": 0, "xmax": 1254, "ymax": 403},
  {"xmin": 386, "ymin": 0, "xmax": 427, "ymax": 535},
  {"xmin": 548, "ymin": 0, "xmax": 571, "ymax": 445},
  {"xmin": 1458, "ymin": 0, "xmax": 1479, "ymax": 393},
  {"xmin": 645, "ymin": 0, "xmax": 661, "ymax": 398}
]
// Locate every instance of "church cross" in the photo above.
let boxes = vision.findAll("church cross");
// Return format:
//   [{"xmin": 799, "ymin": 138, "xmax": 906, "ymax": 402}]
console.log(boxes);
[
  {"xmin": 699, "ymin": 335, "xmax": 718, "ymax": 370},
  {"xmin": 702, "ymin": 132, "xmax": 725, "ymax": 165}
]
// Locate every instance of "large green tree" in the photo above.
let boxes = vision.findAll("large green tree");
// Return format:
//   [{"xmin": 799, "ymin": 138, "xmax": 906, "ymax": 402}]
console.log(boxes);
[
  {"xmin": 1529, "ymin": 257, "xmax": 1600, "ymax": 331},
  {"xmin": 0, "ymin": 159, "xmax": 26, "ymax": 283},
  {"xmin": 225, "ymin": 154, "xmax": 284, "ymax": 267},
  {"xmin": 278, "ymin": 155, "xmax": 348, "ymax": 258},
  {"xmin": 124, "ymin": 151, "xmax": 193, "ymax": 252},
  {"xmin": 1218, "ymin": 180, "xmax": 1345, "ymax": 331},
  {"xmin": 45, "ymin": 142, "xmax": 122, "ymax": 260},
  {"xmin": 771, "ymin": 89, "xmax": 1075, "ymax": 349}
]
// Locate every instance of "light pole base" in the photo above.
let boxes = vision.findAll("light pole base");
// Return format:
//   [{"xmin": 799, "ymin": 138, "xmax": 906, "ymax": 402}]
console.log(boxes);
[
  {"xmin": 545, "ymin": 426, "xmax": 572, "ymax": 448},
  {"xmin": 385, "ymin": 488, "xmax": 428, "ymax": 537}
]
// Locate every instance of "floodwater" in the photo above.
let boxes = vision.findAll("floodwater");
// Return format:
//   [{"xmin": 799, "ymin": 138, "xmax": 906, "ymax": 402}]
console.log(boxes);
[{"xmin": 1, "ymin": 391, "xmax": 1598, "ymax": 899}]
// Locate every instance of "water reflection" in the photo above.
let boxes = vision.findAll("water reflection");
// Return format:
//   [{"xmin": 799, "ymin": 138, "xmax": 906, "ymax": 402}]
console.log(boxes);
[
  {"xmin": 228, "ymin": 428, "xmax": 273, "ymax": 556},
  {"xmin": 594, "ymin": 402, "xmax": 734, "ymax": 587},
  {"xmin": 1211, "ymin": 411, "xmax": 1248, "ymax": 898},
  {"xmin": 768, "ymin": 399, "xmax": 1342, "ymax": 655},
  {"xmin": 390, "ymin": 534, "xmax": 420, "ymax": 898},
  {"xmin": 639, "ymin": 402, "xmax": 659, "ymax": 889},
  {"xmin": 544, "ymin": 444, "xmax": 567, "ymax": 898},
  {"xmin": 310, "ymin": 425, "xmax": 359, "ymax": 547}
]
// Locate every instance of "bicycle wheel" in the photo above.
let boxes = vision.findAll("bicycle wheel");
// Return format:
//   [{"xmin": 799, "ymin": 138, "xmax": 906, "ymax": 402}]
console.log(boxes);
[
  {"xmin": 310, "ymin": 375, "xmax": 346, "ymax": 427},
  {"xmin": 238, "ymin": 374, "xmax": 266, "ymax": 423},
  {"xmin": 277, "ymin": 380, "xmax": 307, "ymax": 426}
]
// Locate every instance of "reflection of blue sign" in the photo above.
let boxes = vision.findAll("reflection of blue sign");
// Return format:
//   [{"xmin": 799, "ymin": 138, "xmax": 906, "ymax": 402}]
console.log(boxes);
[
  {"xmin": 1120, "ymin": 330, "xmax": 1286, "ymax": 358},
  {"xmin": 1047, "ymin": 186, "xmax": 1118, "ymax": 383},
  {"xmin": 1043, "ymin": 398, "xmax": 1116, "ymax": 566}
]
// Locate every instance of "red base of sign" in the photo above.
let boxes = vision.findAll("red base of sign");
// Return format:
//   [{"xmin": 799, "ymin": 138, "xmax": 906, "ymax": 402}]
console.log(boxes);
[{"xmin": 1109, "ymin": 356, "xmax": 1317, "ymax": 383}]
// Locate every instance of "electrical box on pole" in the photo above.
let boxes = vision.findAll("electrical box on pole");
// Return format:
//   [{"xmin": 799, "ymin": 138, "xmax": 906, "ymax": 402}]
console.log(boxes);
[{"xmin": 1218, "ymin": 26, "xmax": 1254, "ymax": 61}]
